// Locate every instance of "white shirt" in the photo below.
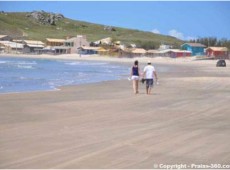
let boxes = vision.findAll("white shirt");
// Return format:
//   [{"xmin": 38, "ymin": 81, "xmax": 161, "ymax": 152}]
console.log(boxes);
[{"xmin": 144, "ymin": 65, "xmax": 155, "ymax": 79}]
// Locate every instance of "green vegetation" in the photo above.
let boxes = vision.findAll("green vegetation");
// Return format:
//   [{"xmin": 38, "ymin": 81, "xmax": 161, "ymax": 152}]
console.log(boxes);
[
  {"xmin": 189, "ymin": 37, "xmax": 230, "ymax": 50},
  {"xmin": 0, "ymin": 12, "xmax": 184, "ymax": 49}
]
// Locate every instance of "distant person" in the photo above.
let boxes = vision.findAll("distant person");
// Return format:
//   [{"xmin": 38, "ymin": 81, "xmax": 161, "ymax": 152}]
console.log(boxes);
[
  {"xmin": 130, "ymin": 60, "xmax": 140, "ymax": 94},
  {"xmin": 143, "ymin": 60, "xmax": 158, "ymax": 95}
]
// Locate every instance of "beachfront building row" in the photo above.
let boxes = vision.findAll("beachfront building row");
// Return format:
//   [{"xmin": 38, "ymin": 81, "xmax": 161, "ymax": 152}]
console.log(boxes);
[
  {"xmin": 120, "ymin": 44, "xmax": 229, "ymax": 59},
  {"xmin": 0, "ymin": 35, "xmax": 89, "ymax": 54},
  {"xmin": 43, "ymin": 36, "xmax": 110, "ymax": 55},
  {"xmin": 119, "ymin": 48, "xmax": 192, "ymax": 58},
  {"xmin": 0, "ymin": 41, "xmax": 24, "ymax": 53},
  {"xmin": 0, "ymin": 35, "xmax": 113, "ymax": 55},
  {"xmin": 120, "ymin": 43, "xmax": 217, "ymax": 58},
  {"xmin": 0, "ymin": 34, "xmax": 229, "ymax": 59},
  {"xmin": 180, "ymin": 43, "xmax": 229, "ymax": 59},
  {"xmin": 0, "ymin": 34, "xmax": 196, "ymax": 56},
  {"xmin": 0, "ymin": 39, "xmax": 45, "ymax": 54}
]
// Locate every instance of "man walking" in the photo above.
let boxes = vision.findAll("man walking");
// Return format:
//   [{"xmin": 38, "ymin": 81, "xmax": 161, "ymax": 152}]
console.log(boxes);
[{"xmin": 143, "ymin": 61, "xmax": 158, "ymax": 95}]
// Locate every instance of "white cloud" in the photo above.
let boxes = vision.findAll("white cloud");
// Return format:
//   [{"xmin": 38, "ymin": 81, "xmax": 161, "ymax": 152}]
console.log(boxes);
[
  {"xmin": 151, "ymin": 29, "xmax": 160, "ymax": 34},
  {"xmin": 168, "ymin": 29, "xmax": 197, "ymax": 41},
  {"xmin": 168, "ymin": 29, "xmax": 184, "ymax": 40},
  {"xmin": 186, "ymin": 36, "xmax": 197, "ymax": 41}
]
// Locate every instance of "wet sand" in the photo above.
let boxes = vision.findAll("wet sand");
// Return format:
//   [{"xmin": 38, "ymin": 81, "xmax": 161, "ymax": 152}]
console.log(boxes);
[{"xmin": 0, "ymin": 56, "xmax": 230, "ymax": 168}]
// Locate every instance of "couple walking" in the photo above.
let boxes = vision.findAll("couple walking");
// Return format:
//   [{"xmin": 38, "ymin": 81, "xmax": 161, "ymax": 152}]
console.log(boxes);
[{"xmin": 130, "ymin": 60, "xmax": 158, "ymax": 95}]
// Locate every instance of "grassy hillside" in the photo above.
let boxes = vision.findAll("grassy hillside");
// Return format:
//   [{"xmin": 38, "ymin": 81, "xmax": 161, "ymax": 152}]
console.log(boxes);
[{"xmin": 0, "ymin": 12, "xmax": 184, "ymax": 49}]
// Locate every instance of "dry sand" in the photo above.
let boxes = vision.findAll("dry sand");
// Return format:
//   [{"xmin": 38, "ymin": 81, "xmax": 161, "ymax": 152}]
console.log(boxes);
[{"xmin": 0, "ymin": 54, "xmax": 230, "ymax": 168}]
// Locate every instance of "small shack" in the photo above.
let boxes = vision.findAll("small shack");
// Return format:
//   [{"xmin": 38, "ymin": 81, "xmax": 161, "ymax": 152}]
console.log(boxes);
[
  {"xmin": 78, "ymin": 46, "xmax": 100, "ymax": 55},
  {"xmin": 23, "ymin": 40, "xmax": 45, "ymax": 53},
  {"xmin": 147, "ymin": 49, "xmax": 160, "ymax": 57},
  {"xmin": 131, "ymin": 48, "xmax": 146, "ymax": 57},
  {"xmin": 120, "ymin": 48, "xmax": 146, "ymax": 58},
  {"xmin": 77, "ymin": 46, "xmax": 109, "ymax": 55},
  {"xmin": 206, "ymin": 47, "xmax": 229, "ymax": 59},
  {"xmin": 147, "ymin": 49, "xmax": 191, "ymax": 58},
  {"xmin": 0, "ymin": 41, "xmax": 24, "ymax": 53},
  {"xmin": 166, "ymin": 49, "xmax": 192, "ymax": 58},
  {"xmin": 0, "ymin": 35, "xmax": 12, "ymax": 41}
]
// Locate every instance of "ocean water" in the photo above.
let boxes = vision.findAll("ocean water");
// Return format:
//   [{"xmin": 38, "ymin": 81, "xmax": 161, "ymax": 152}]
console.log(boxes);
[{"xmin": 0, "ymin": 57, "xmax": 129, "ymax": 94}]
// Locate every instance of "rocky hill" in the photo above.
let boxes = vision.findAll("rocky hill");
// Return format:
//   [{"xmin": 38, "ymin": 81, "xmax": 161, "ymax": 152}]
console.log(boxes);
[
  {"xmin": 0, "ymin": 11, "xmax": 184, "ymax": 49},
  {"xmin": 26, "ymin": 11, "xmax": 64, "ymax": 25}
]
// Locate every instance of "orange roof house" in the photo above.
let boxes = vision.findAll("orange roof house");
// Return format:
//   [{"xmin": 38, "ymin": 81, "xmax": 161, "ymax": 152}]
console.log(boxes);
[
  {"xmin": 206, "ymin": 47, "xmax": 229, "ymax": 59},
  {"xmin": 120, "ymin": 48, "xmax": 146, "ymax": 58},
  {"xmin": 46, "ymin": 38, "xmax": 65, "ymax": 46}
]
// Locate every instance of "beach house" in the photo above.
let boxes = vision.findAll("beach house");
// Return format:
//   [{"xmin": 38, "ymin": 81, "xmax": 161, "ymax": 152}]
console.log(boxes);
[
  {"xmin": 64, "ymin": 35, "xmax": 89, "ymax": 54},
  {"xmin": 147, "ymin": 49, "xmax": 191, "ymax": 58},
  {"xmin": 44, "ymin": 38, "xmax": 69, "ymax": 54},
  {"xmin": 22, "ymin": 40, "xmax": 45, "ymax": 53},
  {"xmin": 166, "ymin": 49, "xmax": 192, "ymax": 58},
  {"xmin": 146, "ymin": 50, "xmax": 160, "ymax": 57},
  {"xmin": 0, "ymin": 41, "xmax": 24, "ymax": 53},
  {"xmin": 77, "ymin": 46, "xmax": 100, "ymax": 55},
  {"xmin": 93, "ymin": 37, "xmax": 112, "ymax": 46},
  {"xmin": 0, "ymin": 35, "xmax": 12, "ymax": 41},
  {"xmin": 131, "ymin": 48, "xmax": 146, "ymax": 57},
  {"xmin": 120, "ymin": 48, "xmax": 146, "ymax": 58},
  {"xmin": 46, "ymin": 38, "xmax": 65, "ymax": 46},
  {"xmin": 206, "ymin": 47, "xmax": 229, "ymax": 59},
  {"xmin": 181, "ymin": 43, "xmax": 206, "ymax": 56},
  {"xmin": 77, "ymin": 46, "xmax": 109, "ymax": 55}
]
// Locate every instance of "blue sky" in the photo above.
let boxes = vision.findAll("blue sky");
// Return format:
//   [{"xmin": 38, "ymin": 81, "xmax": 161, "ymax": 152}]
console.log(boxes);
[{"xmin": 1, "ymin": 1, "xmax": 230, "ymax": 40}]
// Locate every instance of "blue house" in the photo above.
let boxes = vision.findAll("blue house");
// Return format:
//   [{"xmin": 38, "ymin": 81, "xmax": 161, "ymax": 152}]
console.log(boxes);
[{"xmin": 181, "ymin": 43, "xmax": 206, "ymax": 56}]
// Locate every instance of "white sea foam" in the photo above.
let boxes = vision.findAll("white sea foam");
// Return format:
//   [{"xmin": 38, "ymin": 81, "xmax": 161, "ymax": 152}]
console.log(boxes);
[
  {"xmin": 17, "ymin": 61, "xmax": 37, "ymax": 65},
  {"xmin": 0, "ymin": 57, "xmax": 128, "ymax": 94},
  {"xmin": 0, "ymin": 61, "xmax": 8, "ymax": 64},
  {"xmin": 65, "ymin": 61, "xmax": 107, "ymax": 66},
  {"xmin": 17, "ymin": 65, "xmax": 34, "ymax": 69},
  {"xmin": 65, "ymin": 62, "xmax": 81, "ymax": 65},
  {"xmin": 19, "ymin": 76, "xmax": 27, "ymax": 80}
]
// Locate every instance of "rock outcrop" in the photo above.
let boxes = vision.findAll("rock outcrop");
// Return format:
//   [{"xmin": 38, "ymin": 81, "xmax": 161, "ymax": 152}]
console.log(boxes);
[
  {"xmin": 26, "ymin": 10, "xmax": 64, "ymax": 25},
  {"xmin": 104, "ymin": 26, "xmax": 116, "ymax": 32}
]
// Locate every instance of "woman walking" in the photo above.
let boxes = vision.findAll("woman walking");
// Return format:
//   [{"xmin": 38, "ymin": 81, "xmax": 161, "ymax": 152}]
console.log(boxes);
[{"xmin": 130, "ymin": 60, "xmax": 140, "ymax": 94}]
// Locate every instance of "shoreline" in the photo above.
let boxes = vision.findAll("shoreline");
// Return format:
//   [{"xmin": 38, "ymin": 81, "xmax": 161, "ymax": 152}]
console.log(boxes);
[
  {"xmin": 0, "ymin": 86, "xmax": 61, "ymax": 95},
  {"xmin": 1, "ymin": 53, "xmax": 229, "ymax": 95},
  {"xmin": 1, "ymin": 53, "xmax": 229, "ymax": 66},
  {"xmin": 0, "ymin": 55, "xmax": 131, "ymax": 95}
]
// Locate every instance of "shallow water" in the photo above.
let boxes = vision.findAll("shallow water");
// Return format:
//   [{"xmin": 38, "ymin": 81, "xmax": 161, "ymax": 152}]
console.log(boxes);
[{"xmin": 0, "ymin": 57, "xmax": 129, "ymax": 94}]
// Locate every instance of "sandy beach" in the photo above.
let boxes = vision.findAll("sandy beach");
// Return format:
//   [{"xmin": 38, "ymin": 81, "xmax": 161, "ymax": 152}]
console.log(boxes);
[{"xmin": 0, "ymin": 54, "xmax": 230, "ymax": 168}]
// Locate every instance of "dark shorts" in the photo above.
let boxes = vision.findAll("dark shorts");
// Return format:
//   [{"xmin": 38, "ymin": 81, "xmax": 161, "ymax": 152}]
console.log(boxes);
[{"xmin": 146, "ymin": 79, "xmax": 154, "ymax": 88}]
